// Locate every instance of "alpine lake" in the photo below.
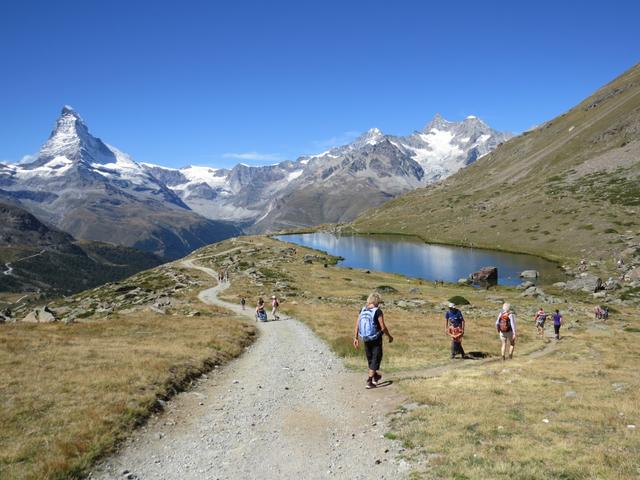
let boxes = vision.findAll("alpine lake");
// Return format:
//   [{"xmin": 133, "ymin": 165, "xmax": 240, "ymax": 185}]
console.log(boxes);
[{"xmin": 275, "ymin": 233, "xmax": 567, "ymax": 286}]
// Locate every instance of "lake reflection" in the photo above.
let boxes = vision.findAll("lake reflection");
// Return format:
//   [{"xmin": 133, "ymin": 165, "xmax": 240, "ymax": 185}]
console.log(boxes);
[{"xmin": 275, "ymin": 233, "xmax": 565, "ymax": 286}]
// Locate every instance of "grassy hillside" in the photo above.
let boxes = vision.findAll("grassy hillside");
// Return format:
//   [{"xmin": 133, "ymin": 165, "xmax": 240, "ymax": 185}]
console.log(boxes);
[
  {"xmin": 0, "ymin": 260, "xmax": 255, "ymax": 480},
  {"xmin": 205, "ymin": 236, "xmax": 640, "ymax": 479},
  {"xmin": 350, "ymin": 63, "xmax": 640, "ymax": 276},
  {"xmin": 0, "ymin": 202, "xmax": 162, "ymax": 296}
]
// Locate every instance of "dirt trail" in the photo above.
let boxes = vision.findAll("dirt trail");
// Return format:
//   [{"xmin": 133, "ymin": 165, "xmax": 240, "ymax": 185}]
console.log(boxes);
[{"xmin": 91, "ymin": 259, "xmax": 409, "ymax": 480}]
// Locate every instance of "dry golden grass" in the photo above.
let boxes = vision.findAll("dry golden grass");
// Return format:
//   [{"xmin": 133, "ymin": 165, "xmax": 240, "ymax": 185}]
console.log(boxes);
[
  {"xmin": 395, "ymin": 331, "xmax": 640, "ymax": 479},
  {"xmin": 212, "ymin": 235, "xmax": 640, "ymax": 479},
  {"xmin": 0, "ymin": 266, "xmax": 255, "ymax": 480}
]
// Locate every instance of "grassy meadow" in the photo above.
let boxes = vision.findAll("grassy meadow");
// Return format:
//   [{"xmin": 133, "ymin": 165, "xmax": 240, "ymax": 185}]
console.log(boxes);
[
  {"xmin": 0, "ymin": 265, "xmax": 255, "ymax": 480},
  {"xmin": 210, "ymin": 236, "xmax": 640, "ymax": 479}
]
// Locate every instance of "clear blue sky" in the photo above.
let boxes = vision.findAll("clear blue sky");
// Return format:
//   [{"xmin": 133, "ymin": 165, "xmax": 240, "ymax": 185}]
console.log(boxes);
[{"xmin": 1, "ymin": 0, "xmax": 638, "ymax": 168}]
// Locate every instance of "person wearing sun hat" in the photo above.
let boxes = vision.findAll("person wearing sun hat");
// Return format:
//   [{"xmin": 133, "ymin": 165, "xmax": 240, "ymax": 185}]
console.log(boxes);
[
  {"xmin": 270, "ymin": 295, "xmax": 280, "ymax": 320},
  {"xmin": 445, "ymin": 302, "xmax": 466, "ymax": 359}
]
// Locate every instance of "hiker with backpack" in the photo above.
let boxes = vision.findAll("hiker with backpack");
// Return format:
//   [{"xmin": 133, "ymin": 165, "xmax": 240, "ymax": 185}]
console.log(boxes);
[
  {"xmin": 534, "ymin": 307, "xmax": 547, "ymax": 337},
  {"xmin": 271, "ymin": 295, "xmax": 280, "ymax": 320},
  {"xmin": 256, "ymin": 297, "xmax": 268, "ymax": 322},
  {"xmin": 445, "ymin": 302, "xmax": 466, "ymax": 359},
  {"xmin": 241, "ymin": 297, "xmax": 246, "ymax": 310},
  {"xmin": 552, "ymin": 309, "xmax": 563, "ymax": 339},
  {"xmin": 496, "ymin": 303, "xmax": 517, "ymax": 360},
  {"xmin": 353, "ymin": 292, "xmax": 394, "ymax": 389}
]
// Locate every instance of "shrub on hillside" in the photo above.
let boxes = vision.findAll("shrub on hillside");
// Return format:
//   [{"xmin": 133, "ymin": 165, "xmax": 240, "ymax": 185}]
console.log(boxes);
[{"xmin": 448, "ymin": 295, "xmax": 470, "ymax": 306}]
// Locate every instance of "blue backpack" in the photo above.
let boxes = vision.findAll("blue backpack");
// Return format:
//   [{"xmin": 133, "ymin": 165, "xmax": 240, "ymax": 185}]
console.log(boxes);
[{"xmin": 358, "ymin": 306, "xmax": 382, "ymax": 342}]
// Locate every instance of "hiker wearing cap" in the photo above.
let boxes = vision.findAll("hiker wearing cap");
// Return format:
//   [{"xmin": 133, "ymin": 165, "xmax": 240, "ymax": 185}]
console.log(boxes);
[
  {"xmin": 353, "ymin": 292, "xmax": 394, "ymax": 389},
  {"xmin": 496, "ymin": 303, "xmax": 517, "ymax": 360},
  {"xmin": 271, "ymin": 295, "xmax": 280, "ymax": 320},
  {"xmin": 445, "ymin": 302, "xmax": 466, "ymax": 359}
]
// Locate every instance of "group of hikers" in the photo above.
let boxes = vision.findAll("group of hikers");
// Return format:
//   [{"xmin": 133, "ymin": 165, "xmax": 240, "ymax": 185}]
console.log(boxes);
[
  {"xmin": 252, "ymin": 295, "xmax": 280, "ymax": 322},
  {"xmin": 353, "ymin": 293, "xmax": 568, "ymax": 389},
  {"xmin": 594, "ymin": 305, "xmax": 609, "ymax": 320}
]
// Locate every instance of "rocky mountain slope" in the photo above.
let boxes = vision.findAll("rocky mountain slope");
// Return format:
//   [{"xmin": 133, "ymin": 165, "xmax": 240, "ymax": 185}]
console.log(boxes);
[
  {"xmin": 0, "ymin": 202, "xmax": 161, "ymax": 294},
  {"xmin": 251, "ymin": 116, "xmax": 511, "ymax": 231},
  {"xmin": 0, "ymin": 107, "xmax": 239, "ymax": 259},
  {"xmin": 350, "ymin": 63, "xmax": 640, "ymax": 279},
  {"xmin": 144, "ymin": 115, "xmax": 511, "ymax": 232}
]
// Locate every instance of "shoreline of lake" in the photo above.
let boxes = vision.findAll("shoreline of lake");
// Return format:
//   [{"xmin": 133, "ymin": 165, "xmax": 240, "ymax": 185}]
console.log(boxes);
[{"xmin": 274, "ymin": 232, "xmax": 567, "ymax": 286}]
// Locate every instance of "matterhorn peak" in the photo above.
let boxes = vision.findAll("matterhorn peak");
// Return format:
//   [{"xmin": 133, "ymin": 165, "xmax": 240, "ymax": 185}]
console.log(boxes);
[
  {"xmin": 33, "ymin": 106, "xmax": 116, "ymax": 166},
  {"xmin": 50, "ymin": 105, "xmax": 89, "ymax": 139}
]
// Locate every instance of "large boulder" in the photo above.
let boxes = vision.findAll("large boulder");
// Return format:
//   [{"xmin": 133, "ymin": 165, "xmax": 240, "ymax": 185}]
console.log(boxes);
[
  {"xmin": 521, "ymin": 286, "xmax": 546, "ymax": 298},
  {"xmin": 520, "ymin": 270, "xmax": 539, "ymax": 279},
  {"xmin": 565, "ymin": 274, "xmax": 603, "ymax": 293},
  {"xmin": 604, "ymin": 277, "xmax": 621, "ymax": 291},
  {"xmin": 470, "ymin": 266, "xmax": 498, "ymax": 283},
  {"xmin": 624, "ymin": 267, "xmax": 640, "ymax": 282},
  {"xmin": 517, "ymin": 281, "xmax": 535, "ymax": 290},
  {"xmin": 22, "ymin": 306, "xmax": 57, "ymax": 323}
]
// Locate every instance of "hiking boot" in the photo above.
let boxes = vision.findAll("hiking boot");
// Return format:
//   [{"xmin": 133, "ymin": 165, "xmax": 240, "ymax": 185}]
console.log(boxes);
[
  {"xmin": 373, "ymin": 373, "xmax": 382, "ymax": 385},
  {"xmin": 366, "ymin": 378, "xmax": 376, "ymax": 389}
]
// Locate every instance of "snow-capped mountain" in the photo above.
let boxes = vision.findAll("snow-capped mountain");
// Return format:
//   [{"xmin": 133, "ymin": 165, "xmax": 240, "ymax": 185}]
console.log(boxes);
[
  {"xmin": 142, "ymin": 160, "xmax": 307, "ymax": 223},
  {"xmin": 0, "ymin": 107, "xmax": 238, "ymax": 259},
  {"xmin": 143, "ymin": 114, "xmax": 511, "ymax": 232},
  {"xmin": 392, "ymin": 113, "xmax": 512, "ymax": 182},
  {"xmin": 250, "ymin": 114, "xmax": 512, "ymax": 231}
]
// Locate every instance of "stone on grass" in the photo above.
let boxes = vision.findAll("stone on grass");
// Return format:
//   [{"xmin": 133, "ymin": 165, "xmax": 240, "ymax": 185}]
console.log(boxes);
[
  {"xmin": 565, "ymin": 274, "xmax": 603, "ymax": 293},
  {"xmin": 22, "ymin": 306, "xmax": 57, "ymax": 323}
]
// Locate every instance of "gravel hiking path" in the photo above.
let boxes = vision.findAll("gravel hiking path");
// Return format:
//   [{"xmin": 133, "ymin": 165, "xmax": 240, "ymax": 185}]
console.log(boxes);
[{"xmin": 91, "ymin": 258, "xmax": 409, "ymax": 480}]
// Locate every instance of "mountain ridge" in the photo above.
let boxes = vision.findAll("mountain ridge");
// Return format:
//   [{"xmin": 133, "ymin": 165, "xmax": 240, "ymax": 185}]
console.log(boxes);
[
  {"xmin": 141, "ymin": 114, "xmax": 511, "ymax": 231},
  {"xmin": 0, "ymin": 201, "xmax": 161, "ymax": 294}
]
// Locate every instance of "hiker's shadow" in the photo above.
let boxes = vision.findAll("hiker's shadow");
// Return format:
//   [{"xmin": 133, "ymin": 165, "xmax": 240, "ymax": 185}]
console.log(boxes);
[
  {"xmin": 375, "ymin": 380, "xmax": 393, "ymax": 388},
  {"xmin": 465, "ymin": 351, "xmax": 490, "ymax": 360}
]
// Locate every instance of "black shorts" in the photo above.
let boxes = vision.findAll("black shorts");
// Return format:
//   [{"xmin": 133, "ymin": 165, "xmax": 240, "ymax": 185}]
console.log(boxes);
[{"xmin": 364, "ymin": 336, "xmax": 383, "ymax": 371}]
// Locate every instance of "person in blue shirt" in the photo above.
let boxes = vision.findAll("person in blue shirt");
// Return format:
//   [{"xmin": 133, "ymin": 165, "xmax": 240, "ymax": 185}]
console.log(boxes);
[{"xmin": 445, "ymin": 302, "xmax": 466, "ymax": 359}]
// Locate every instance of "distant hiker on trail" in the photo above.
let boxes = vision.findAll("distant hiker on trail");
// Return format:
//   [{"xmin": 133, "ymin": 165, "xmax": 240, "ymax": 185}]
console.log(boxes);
[
  {"xmin": 445, "ymin": 302, "xmax": 466, "ymax": 359},
  {"xmin": 353, "ymin": 292, "xmax": 394, "ymax": 389},
  {"xmin": 603, "ymin": 306, "xmax": 609, "ymax": 320},
  {"xmin": 552, "ymin": 309, "xmax": 563, "ymax": 340},
  {"xmin": 594, "ymin": 305, "xmax": 604, "ymax": 320},
  {"xmin": 534, "ymin": 307, "xmax": 547, "ymax": 337},
  {"xmin": 496, "ymin": 303, "xmax": 517, "ymax": 360},
  {"xmin": 241, "ymin": 297, "xmax": 246, "ymax": 310},
  {"xmin": 271, "ymin": 295, "xmax": 280, "ymax": 321},
  {"xmin": 256, "ymin": 297, "xmax": 267, "ymax": 322}
]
